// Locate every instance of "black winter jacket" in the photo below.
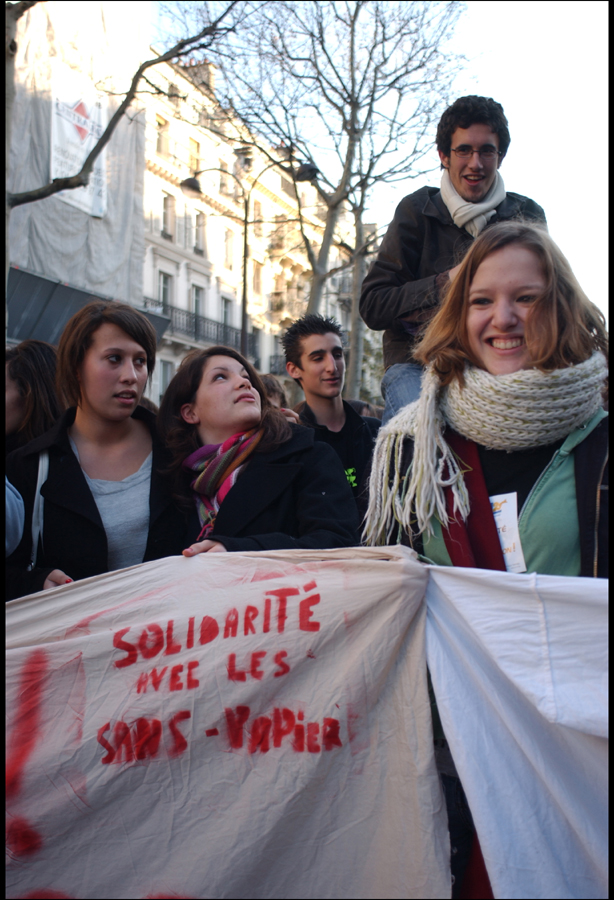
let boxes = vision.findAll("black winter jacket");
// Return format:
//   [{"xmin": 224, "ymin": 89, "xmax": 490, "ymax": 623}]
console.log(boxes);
[
  {"xmin": 299, "ymin": 400, "xmax": 380, "ymax": 521},
  {"xmin": 574, "ymin": 416, "xmax": 608, "ymax": 578},
  {"xmin": 360, "ymin": 185, "xmax": 547, "ymax": 368},
  {"xmin": 6, "ymin": 407, "xmax": 189, "ymax": 600},
  {"xmin": 192, "ymin": 425, "xmax": 359, "ymax": 552}
]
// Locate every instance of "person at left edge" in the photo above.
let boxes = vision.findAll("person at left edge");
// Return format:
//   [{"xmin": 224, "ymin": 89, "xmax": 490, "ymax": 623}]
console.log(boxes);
[
  {"xmin": 6, "ymin": 477, "xmax": 25, "ymax": 557},
  {"xmin": 282, "ymin": 314, "xmax": 380, "ymax": 521},
  {"xmin": 157, "ymin": 346, "xmax": 358, "ymax": 556},
  {"xmin": 5, "ymin": 301, "xmax": 188, "ymax": 600}
]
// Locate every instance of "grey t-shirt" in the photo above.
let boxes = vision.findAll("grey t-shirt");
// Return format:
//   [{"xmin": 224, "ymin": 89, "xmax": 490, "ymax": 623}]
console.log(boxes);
[{"xmin": 70, "ymin": 437, "xmax": 152, "ymax": 571}]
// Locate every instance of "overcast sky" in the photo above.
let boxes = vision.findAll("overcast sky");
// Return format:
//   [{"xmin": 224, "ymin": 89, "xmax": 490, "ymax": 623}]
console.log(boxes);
[{"xmin": 366, "ymin": 0, "xmax": 608, "ymax": 322}]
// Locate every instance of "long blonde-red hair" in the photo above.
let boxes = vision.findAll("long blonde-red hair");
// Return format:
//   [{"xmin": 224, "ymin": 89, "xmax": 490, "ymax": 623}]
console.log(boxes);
[{"xmin": 414, "ymin": 221, "xmax": 608, "ymax": 386}]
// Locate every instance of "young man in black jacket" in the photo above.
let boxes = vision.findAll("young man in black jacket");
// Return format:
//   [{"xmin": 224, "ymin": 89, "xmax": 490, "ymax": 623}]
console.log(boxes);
[
  {"xmin": 283, "ymin": 314, "xmax": 380, "ymax": 522},
  {"xmin": 360, "ymin": 95, "xmax": 547, "ymax": 424}
]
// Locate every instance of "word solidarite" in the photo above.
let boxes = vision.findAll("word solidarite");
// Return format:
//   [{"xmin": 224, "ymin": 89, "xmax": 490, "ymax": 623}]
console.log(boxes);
[
  {"xmin": 97, "ymin": 706, "xmax": 343, "ymax": 763},
  {"xmin": 112, "ymin": 582, "xmax": 322, "ymax": 669}
]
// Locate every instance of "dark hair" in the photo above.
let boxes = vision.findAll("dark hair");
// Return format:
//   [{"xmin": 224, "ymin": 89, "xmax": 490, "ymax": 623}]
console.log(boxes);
[
  {"xmin": 138, "ymin": 396, "xmax": 159, "ymax": 415},
  {"xmin": 56, "ymin": 301, "xmax": 157, "ymax": 408},
  {"xmin": 436, "ymin": 95, "xmax": 511, "ymax": 161},
  {"xmin": 260, "ymin": 373, "xmax": 288, "ymax": 408},
  {"xmin": 415, "ymin": 220, "xmax": 609, "ymax": 385},
  {"xmin": 6, "ymin": 340, "xmax": 64, "ymax": 444},
  {"xmin": 282, "ymin": 314, "xmax": 343, "ymax": 369},
  {"xmin": 346, "ymin": 398, "xmax": 376, "ymax": 417},
  {"xmin": 157, "ymin": 346, "xmax": 292, "ymax": 506}
]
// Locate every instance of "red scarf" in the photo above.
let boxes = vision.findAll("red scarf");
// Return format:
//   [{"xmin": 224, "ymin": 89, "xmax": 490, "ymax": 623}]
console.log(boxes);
[
  {"xmin": 441, "ymin": 430, "xmax": 498, "ymax": 899},
  {"xmin": 183, "ymin": 429, "xmax": 263, "ymax": 540},
  {"xmin": 442, "ymin": 430, "xmax": 506, "ymax": 572}
]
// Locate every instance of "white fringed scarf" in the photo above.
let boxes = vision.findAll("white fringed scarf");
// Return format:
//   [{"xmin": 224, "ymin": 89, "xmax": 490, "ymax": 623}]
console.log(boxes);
[
  {"xmin": 440, "ymin": 169, "xmax": 506, "ymax": 237},
  {"xmin": 363, "ymin": 352, "xmax": 607, "ymax": 545}
]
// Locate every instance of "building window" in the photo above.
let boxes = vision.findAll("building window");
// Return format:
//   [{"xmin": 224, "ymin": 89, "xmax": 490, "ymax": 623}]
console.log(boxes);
[
  {"xmin": 162, "ymin": 194, "xmax": 175, "ymax": 240},
  {"xmin": 156, "ymin": 116, "xmax": 169, "ymax": 157},
  {"xmin": 192, "ymin": 284, "xmax": 204, "ymax": 317},
  {"xmin": 220, "ymin": 161, "xmax": 229, "ymax": 195},
  {"xmin": 189, "ymin": 138, "xmax": 200, "ymax": 174},
  {"xmin": 159, "ymin": 360, "xmax": 175, "ymax": 404},
  {"xmin": 224, "ymin": 229, "xmax": 234, "ymax": 269},
  {"xmin": 194, "ymin": 212, "xmax": 205, "ymax": 255},
  {"xmin": 253, "ymin": 200, "xmax": 263, "ymax": 237},
  {"xmin": 159, "ymin": 272, "xmax": 172, "ymax": 308},
  {"xmin": 222, "ymin": 297, "xmax": 232, "ymax": 326},
  {"xmin": 168, "ymin": 83, "xmax": 181, "ymax": 108},
  {"xmin": 251, "ymin": 327, "xmax": 261, "ymax": 366},
  {"xmin": 270, "ymin": 215, "xmax": 286, "ymax": 251},
  {"xmin": 281, "ymin": 174, "xmax": 294, "ymax": 197},
  {"xmin": 253, "ymin": 260, "xmax": 263, "ymax": 295}
]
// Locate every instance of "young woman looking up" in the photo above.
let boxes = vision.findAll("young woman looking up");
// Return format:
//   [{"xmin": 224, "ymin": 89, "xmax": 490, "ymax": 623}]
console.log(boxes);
[
  {"xmin": 157, "ymin": 346, "xmax": 359, "ymax": 555},
  {"xmin": 6, "ymin": 301, "xmax": 187, "ymax": 600},
  {"xmin": 364, "ymin": 220, "xmax": 608, "ymax": 899}
]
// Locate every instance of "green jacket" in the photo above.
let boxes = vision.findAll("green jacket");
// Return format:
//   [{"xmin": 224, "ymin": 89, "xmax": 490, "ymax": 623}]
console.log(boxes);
[{"xmin": 422, "ymin": 409, "xmax": 608, "ymax": 578}]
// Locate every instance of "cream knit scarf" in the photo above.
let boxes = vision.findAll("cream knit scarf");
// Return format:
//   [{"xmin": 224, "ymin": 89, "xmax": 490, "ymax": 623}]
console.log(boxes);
[
  {"xmin": 440, "ymin": 169, "xmax": 506, "ymax": 237},
  {"xmin": 363, "ymin": 352, "xmax": 607, "ymax": 545}
]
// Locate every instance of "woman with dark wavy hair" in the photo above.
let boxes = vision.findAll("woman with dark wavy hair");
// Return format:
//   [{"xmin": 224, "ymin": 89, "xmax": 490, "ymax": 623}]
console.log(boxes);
[
  {"xmin": 158, "ymin": 346, "xmax": 358, "ymax": 555},
  {"xmin": 6, "ymin": 340, "xmax": 63, "ymax": 454},
  {"xmin": 364, "ymin": 219, "xmax": 608, "ymax": 898}
]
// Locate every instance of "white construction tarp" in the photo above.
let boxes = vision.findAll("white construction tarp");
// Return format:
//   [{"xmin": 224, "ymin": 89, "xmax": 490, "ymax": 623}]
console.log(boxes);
[
  {"xmin": 6, "ymin": 547, "xmax": 450, "ymax": 900},
  {"xmin": 426, "ymin": 566, "xmax": 608, "ymax": 900},
  {"xmin": 9, "ymin": 2, "xmax": 148, "ymax": 304},
  {"xmin": 51, "ymin": 63, "xmax": 108, "ymax": 218}
]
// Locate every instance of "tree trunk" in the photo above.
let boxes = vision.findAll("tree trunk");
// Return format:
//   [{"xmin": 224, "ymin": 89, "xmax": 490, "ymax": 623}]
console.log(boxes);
[
  {"xmin": 306, "ymin": 200, "xmax": 342, "ymax": 315},
  {"xmin": 346, "ymin": 211, "xmax": 366, "ymax": 399}
]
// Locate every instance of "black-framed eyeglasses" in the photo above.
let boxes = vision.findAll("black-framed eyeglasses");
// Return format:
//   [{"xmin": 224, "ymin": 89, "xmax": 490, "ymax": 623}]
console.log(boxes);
[{"xmin": 450, "ymin": 145, "xmax": 501, "ymax": 160}]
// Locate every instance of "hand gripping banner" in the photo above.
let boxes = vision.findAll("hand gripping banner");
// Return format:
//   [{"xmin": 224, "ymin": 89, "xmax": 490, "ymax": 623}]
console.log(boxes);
[{"xmin": 6, "ymin": 547, "xmax": 450, "ymax": 900}]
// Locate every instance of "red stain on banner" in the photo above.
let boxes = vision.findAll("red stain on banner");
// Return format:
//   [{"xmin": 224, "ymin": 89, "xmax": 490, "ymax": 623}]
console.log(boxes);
[
  {"xmin": 6, "ymin": 649, "xmax": 49, "ymax": 799},
  {"xmin": 6, "ymin": 817, "xmax": 43, "ymax": 856},
  {"xmin": 6, "ymin": 650, "xmax": 49, "ymax": 860}
]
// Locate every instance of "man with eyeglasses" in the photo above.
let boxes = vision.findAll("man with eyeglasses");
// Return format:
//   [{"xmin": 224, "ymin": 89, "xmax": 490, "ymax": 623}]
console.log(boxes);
[{"xmin": 360, "ymin": 95, "xmax": 546, "ymax": 424}]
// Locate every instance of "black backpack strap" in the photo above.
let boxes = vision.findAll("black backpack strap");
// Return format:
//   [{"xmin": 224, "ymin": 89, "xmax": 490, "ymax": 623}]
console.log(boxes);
[{"xmin": 574, "ymin": 418, "xmax": 608, "ymax": 578}]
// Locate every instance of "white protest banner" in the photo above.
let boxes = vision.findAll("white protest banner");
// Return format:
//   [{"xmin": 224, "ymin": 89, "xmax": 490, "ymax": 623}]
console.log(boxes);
[
  {"xmin": 51, "ymin": 63, "xmax": 108, "ymax": 217},
  {"xmin": 426, "ymin": 566, "xmax": 608, "ymax": 900},
  {"xmin": 6, "ymin": 547, "xmax": 450, "ymax": 900}
]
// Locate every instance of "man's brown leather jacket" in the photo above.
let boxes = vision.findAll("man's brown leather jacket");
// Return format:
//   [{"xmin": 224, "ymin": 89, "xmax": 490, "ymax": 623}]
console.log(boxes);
[{"xmin": 360, "ymin": 185, "xmax": 547, "ymax": 368}]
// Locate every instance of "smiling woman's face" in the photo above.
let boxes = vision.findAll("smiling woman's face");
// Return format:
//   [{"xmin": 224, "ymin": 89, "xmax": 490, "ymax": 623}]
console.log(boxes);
[
  {"xmin": 466, "ymin": 244, "xmax": 546, "ymax": 376},
  {"xmin": 180, "ymin": 355, "xmax": 262, "ymax": 445}
]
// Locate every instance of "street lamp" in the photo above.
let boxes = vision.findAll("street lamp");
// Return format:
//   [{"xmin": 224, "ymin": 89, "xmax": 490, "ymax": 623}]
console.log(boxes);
[{"xmin": 180, "ymin": 157, "xmax": 319, "ymax": 358}]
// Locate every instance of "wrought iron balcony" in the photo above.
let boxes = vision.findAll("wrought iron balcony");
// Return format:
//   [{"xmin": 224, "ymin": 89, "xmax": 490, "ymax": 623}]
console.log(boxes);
[{"xmin": 143, "ymin": 298, "xmax": 258, "ymax": 358}]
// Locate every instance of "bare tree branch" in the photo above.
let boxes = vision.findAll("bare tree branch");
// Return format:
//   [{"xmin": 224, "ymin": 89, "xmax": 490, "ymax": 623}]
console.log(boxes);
[
  {"xmin": 7, "ymin": 0, "xmax": 243, "ymax": 208},
  {"xmin": 153, "ymin": 0, "xmax": 465, "ymax": 388}
]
